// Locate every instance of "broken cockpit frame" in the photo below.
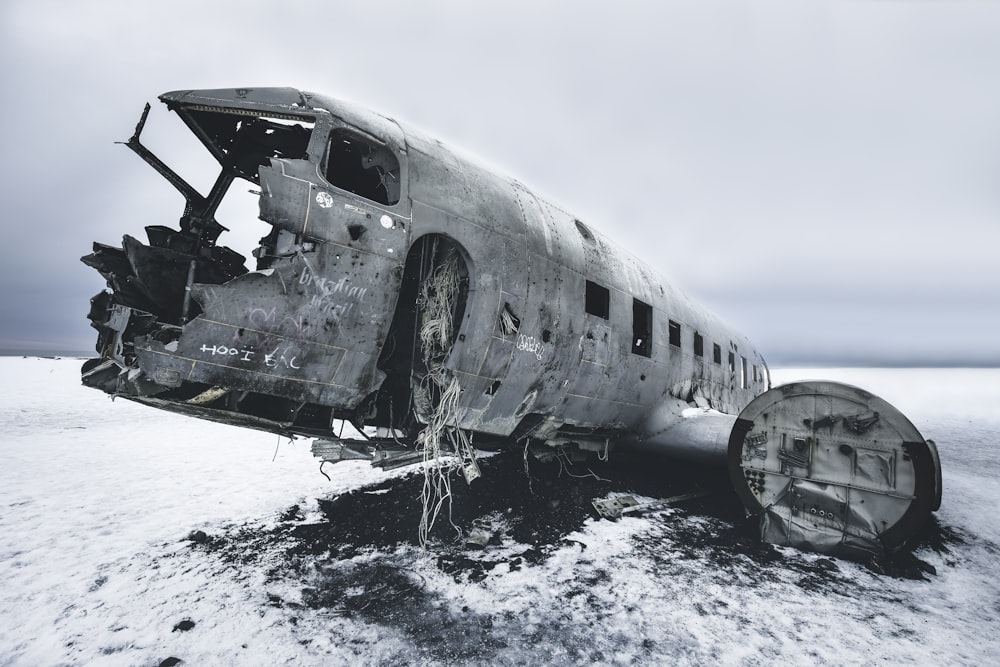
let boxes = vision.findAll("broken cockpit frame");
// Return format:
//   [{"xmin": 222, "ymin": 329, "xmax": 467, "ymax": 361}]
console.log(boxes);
[{"xmin": 82, "ymin": 90, "xmax": 427, "ymax": 446}]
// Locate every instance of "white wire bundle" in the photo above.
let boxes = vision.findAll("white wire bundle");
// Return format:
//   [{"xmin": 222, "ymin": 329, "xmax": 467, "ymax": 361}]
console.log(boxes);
[
  {"xmin": 416, "ymin": 244, "xmax": 460, "ymax": 355},
  {"xmin": 416, "ymin": 374, "xmax": 463, "ymax": 547},
  {"xmin": 499, "ymin": 306, "xmax": 519, "ymax": 336},
  {"xmin": 414, "ymin": 241, "xmax": 468, "ymax": 547}
]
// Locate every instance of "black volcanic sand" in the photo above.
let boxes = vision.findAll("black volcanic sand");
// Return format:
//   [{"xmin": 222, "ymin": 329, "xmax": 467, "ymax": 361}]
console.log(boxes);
[
  {"xmin": 193, "ymin": 449, "xmax": 952, "ymax": 580},
  {"xmin": 194, "ymin": 451, "xmax": 742, "ymax": 564},
  {"xmin": 183, "ymin": 450, "xmax": 958, "ymax": 662}
]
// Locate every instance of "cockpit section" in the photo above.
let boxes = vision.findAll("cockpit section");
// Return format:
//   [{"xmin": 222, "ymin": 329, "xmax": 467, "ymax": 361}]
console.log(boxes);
[{"xmin": 82, "ymin": 89, "xmax": 411, "ymax": 437}]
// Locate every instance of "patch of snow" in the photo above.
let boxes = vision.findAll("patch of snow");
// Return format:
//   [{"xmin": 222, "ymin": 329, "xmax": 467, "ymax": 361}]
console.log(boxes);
[{"xmin": 1, "ymin": 359, "xmax": 998, "ymax": 665}]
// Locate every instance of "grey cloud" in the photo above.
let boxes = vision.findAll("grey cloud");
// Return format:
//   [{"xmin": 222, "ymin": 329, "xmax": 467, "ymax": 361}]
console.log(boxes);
[{"xmin": 3, "ymin": 0, "xmax": 999, "ymax": 364}]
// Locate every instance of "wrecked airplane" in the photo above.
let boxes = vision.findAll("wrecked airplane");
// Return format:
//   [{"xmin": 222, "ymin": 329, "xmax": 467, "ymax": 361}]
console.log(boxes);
[{"xmin": 81, "ymin": 88, "xmax": 941, "ymax": 560}]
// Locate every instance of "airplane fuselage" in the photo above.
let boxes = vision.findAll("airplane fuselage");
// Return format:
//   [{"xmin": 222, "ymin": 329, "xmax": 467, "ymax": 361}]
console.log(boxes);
[
  {"xmin": 88, "ymin": 88, "xmax": 765, "ymax": 450},
  {"xmin": 81, "ymin": 88, "xmax": 940, "ymax": 560}
]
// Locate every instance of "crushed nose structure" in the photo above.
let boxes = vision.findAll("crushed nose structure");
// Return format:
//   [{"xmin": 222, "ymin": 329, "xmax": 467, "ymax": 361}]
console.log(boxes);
[{"xmin": 81, "ymin": 88, "xmax": 941, "ymax": 560}]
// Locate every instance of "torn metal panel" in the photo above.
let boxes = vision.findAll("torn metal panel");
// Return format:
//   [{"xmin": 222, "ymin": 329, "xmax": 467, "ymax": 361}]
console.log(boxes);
[
  {"xmin": 465, "ymin": 518, "xmax": 495, "ymax": 548},
  {"xmin": 593, "ymin": 492, "xmax": 710, "ymax": 519},
  {"xmin": 311, "ymin": 439, "xmax": 374, "ymax": 462},
  {"xmin": 593, "ymin": 494, "xmax": 641, "ymax": 519}
]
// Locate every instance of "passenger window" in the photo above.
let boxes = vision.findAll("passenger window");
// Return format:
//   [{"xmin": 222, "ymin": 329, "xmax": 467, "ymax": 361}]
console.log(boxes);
[
  {"xmin": 694, "ymin": 332, "xmax": 704, "ymax": 358},
  {"xmin": 585, "ymin": 281, "xmax": 610, "ymax": 319},
  {"xmin": 713, "ymin": 343, "xmax": 721, "ymax": 365},
  {"xmin": 632, "ymin": 299, "xmax": 652, "ymax": 357},
  {"xmin": 669, "ymin": 320, "xmax": 681, "ymax": 347},
  {"xmin": 324, "ymin": 129, "xmax": 400, "ymax": 205}
]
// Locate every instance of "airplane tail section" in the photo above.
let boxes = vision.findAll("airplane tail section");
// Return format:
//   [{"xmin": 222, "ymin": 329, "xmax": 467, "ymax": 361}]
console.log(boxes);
[{"xmin": 628, "ymin": 381, "xmax": 940, "ymax": 559}]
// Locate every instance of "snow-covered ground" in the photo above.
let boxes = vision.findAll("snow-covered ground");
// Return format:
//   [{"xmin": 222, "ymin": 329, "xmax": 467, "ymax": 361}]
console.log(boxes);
[{"xmin": 1, "ymin": 358, "xmax": 998, "ymax": 666}]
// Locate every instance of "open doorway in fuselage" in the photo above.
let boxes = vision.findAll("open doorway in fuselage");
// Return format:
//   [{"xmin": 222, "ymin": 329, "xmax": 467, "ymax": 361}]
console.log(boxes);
[{"xmin": 371, "ymin": 235, "xmax": 471, "ymax": 436}]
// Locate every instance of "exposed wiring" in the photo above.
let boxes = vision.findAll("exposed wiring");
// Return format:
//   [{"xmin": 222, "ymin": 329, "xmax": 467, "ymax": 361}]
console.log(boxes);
[
  {"xmin": 554, "ymin": 447, "xmax": 610, "ymax": 482},
  {"xmin": 414, "ymin": 240, "xmax": 473, "ymax": 547},
  {"xmin": 499, "ymin": 306, "xmax": 519, "ymax": 336},
  {"xmin": 598, "ymin": 438, "xmax": 610, "ymax": 462},
  {"xmin": 521, "ymin": 437, "xmax": 535, "ymax": 496}
]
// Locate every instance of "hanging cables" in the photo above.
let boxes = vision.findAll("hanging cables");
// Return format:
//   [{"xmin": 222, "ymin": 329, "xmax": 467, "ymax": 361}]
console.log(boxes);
[{"xmin": 413, "ymin": 241, "xmax": 473, "ymax": 547}]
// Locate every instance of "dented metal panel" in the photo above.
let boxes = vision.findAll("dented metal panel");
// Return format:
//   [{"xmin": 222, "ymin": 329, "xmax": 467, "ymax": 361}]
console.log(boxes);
[{"xmin": 728, "ymin": 381, "xmax": 940, "ymax": 559}]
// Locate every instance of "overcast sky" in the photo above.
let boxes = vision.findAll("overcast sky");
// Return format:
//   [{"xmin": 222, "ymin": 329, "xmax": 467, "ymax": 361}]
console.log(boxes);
[{"xmin": 2, "ymin": 0, "xmax": 998, "ymax": 365}]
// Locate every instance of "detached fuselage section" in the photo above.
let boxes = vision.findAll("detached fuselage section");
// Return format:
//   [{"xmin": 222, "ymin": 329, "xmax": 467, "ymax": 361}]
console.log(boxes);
[{"xmin": 82, "ymin": 88, "xmax": 940, "ymax": 561}]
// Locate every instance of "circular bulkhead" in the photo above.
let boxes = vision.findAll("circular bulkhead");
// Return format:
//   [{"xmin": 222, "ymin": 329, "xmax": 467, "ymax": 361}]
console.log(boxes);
[{"xmin": 728, "ymin": 381, "xmax": 941, "ymax": 559}]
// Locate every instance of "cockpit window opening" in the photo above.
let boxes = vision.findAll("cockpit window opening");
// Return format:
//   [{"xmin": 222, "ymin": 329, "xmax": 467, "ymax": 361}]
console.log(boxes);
[
  {"xmin": 585, "ymin": 280, "xmax": 610, "ymax": 319},
  {"xmin": 159, "ymin": 108, "xmax": 316, "ymax": 270},
  {"xmin": 323, "ymin": 128, "xmax": 401, "ymax": 205},
  {"xmin": 182, "ymin": 108, "xmax": 314, "ymax": 183},
  {"xmin": 632, "ymin": 298, "xmax": 652, "ymax": 357}
]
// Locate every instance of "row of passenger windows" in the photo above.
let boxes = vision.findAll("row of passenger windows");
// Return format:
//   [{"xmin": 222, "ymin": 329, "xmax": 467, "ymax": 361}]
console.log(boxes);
[{"xmin": 584, "ymin": 280, "xmax": 764, "ymax": 388}]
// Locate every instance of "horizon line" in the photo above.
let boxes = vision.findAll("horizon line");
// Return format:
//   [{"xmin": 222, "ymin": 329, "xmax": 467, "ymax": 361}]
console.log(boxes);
[{"xmin": 5, "ymin": 352, "xmax": 998, "ymax": 370}]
